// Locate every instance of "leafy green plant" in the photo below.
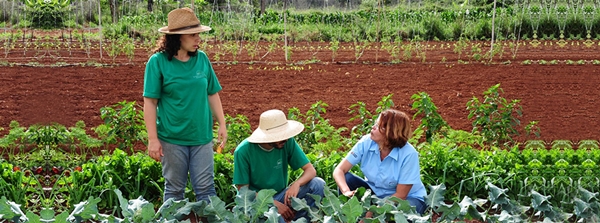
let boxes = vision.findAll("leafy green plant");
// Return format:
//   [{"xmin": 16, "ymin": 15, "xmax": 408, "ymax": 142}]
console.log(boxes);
[
  {"xmin": 244, "ymin": 41, "xmax": 260, "ymax": 62},
  {"xmin": 24, "ymin": 0, "xmax": 70, "ymax": 29},
  {"xmin": 67, "ymin": 121, "xmax": 103, "ymax": 153},
  {"xmin": 381, "ymin": 41, "xmax": 401, "ymax": 63},
  {"xmin": 215, "ymin": 114, "xmax": 252, "ymax": 154},
  {"xmin": 23, "ymin": 124, "xmax": 70, "ymax": 148},
  {"xmin": 99, "ymin": 100, "xmax": 147, "ymax": 152},
  {"xmin": 411, "ymin": 92, "xmax": 450, "ymax": 143},
  {"xmin": 66, "ymin": 149, "xmax": 163, "ymax": 210},
  {"xmin": 353, "ymin": 40, "xmax": 370, "ymax": 63},
  {"xmin": 348, "ymin": 94, "xmax": 394, "ymax": 145},
  {"xmin": 0, "ymin": 163, "xmax": 37, "ymax": 205},
  {"xmin": 453, "ymin": 37, "xmax": 469, "ymax": 60},
  {"xmin": 0, "ymin": 121, "xmax": 28, "ymax": 154},
  {"xmin": 329, "ymin": 40, "xmax": 339, "ymax": 62},
  {"xmin": 106, "ymin": 38, "xmax": 123, "ymax": 64},
  {"xmin": 466, "ymin": 84, "xmax": 539, "ymax": 147},
  {"xmin": 213, "ymin": 153, "xmax": 236, "ymax": 205},
  {"xmin": 223, "ymin": 41, "xmax": 241, "ymax": 63},
  {"xmin": 287, "ymin": 101, "xmax": 348, "ymax": 154}
]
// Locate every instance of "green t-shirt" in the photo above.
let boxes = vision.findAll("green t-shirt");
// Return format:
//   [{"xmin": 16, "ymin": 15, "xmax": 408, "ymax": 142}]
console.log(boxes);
[
  {"xmin": 233, "ymin": 138, "xmax": 310, "ymax": 193},
  {"xmin": 143, "ymin": 51, "xmax": 222, "ymax": 145}
]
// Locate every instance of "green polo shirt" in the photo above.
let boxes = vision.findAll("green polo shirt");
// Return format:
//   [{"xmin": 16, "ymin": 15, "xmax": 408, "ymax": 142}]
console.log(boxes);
[
  {"xmin": 233, "ymin": 138, "xmax": 309, "ymax": 193},
  {"xmin": 143, "ymin": 51, "xmax": 222, "ymax": 145}
]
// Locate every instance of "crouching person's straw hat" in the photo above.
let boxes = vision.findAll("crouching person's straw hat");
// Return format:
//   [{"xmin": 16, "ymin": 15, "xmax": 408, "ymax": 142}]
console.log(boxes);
[
  {"xmin": 158, "ymin": 7, "xmax": 212, "ymax": 34},
  {"xmin": 247, "ymin": 110, "xmax": 305, "ymax": 143}
]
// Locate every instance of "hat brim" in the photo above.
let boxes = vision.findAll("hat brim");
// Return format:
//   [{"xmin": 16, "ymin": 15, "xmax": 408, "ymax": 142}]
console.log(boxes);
[
  {"xmin": 158, "ymin": 25, "xmax": 212, "ymax": 34},
  {"xmin": 247, "ymin": 120, "xmax": 304, "ymax": 143}
]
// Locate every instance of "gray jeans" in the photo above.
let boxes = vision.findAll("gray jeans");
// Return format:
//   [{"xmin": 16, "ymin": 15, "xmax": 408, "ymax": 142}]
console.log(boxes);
[{"xmin": 160, "ymin": 140, "xmax": 216, "ymax": 203}]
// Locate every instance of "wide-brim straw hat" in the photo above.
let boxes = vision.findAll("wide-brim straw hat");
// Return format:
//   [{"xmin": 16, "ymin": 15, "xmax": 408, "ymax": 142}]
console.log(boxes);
[
  {"xmin": 247, "ymin": 109, "xmax": 305, "ymax": 143},
  {"xmin": 158, "ymin": 7, "xmax": 212, "ymax": 34}
]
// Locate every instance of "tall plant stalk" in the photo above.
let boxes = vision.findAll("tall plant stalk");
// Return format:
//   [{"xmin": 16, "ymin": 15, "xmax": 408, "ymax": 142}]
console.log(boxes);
[
  {"xmin": 490, "ymin": 0, "xmax": 497, "ymax": 62},
  {"xmin": 283, "ymin": 0, "xmax": 288, "ymax": 62}
]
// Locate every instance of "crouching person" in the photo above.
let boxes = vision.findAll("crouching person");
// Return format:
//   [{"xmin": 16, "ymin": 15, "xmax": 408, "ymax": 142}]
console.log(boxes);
[{"xmin": 233, "ymin": 109, "xmax": 325, "ymax": 222}]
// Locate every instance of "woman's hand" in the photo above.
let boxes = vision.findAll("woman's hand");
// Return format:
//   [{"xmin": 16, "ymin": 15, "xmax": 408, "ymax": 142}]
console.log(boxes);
[
  {"xmin": 147, "ymin": 139, "xmax": 163, "ymax": 162},
  {"xmin": 342, "ymin": 189, "xmax": 356, "ymax": 197},
  {"xmin": 217, "ymin": 124, "xmax": 227, "ymax": 148}
]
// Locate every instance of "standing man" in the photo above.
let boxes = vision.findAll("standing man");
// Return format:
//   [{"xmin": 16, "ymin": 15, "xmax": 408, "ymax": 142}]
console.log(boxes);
[{"xmin": 233, "ymin": 109, "xmax": 325, "ymax": 222}]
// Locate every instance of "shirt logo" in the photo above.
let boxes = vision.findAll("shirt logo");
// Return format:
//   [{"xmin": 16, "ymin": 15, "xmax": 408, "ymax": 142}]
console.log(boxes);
[
  {"xmin": 388, "ymin": 181, "xmax": 395, "ymax": 187},
  {"xmin": 193, "ymin": 71, "xmax": 205, "ymax": 79},
  {"xmin": 274, "ymin": 159, "xmax": 282, "ymax": 169},
  {"xmin": 350, "ymin": 151, "xmax": 357, "ymax": 158}
]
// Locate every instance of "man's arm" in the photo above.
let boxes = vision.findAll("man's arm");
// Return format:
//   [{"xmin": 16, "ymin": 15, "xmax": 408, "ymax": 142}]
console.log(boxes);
[
  {"xmin": 293, "ymin": 163, "xmax": 317, "ymax": 187},
  {"xmin": 283, "ymin": 163, "xmax": 316, "ymax": 205}
]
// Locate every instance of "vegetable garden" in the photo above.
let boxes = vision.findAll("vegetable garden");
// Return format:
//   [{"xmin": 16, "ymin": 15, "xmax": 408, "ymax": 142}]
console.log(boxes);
[{"xmin": 2, "ymin": 0, "xmax": 600, "ymax": 222}]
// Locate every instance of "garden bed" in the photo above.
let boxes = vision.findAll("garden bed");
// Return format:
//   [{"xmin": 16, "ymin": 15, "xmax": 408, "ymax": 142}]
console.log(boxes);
[{"xmin": 1, "ymin": 38, "xmax": 599, "ymax": 144}]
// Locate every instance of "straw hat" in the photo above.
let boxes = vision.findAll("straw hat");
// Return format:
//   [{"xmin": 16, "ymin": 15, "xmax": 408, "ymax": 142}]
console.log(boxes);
[
  {"xmin": 158, "ymin": 7, "xmax": 212, "ymax": 34},
  {"xmin": 247, "ymin": 110, "xmax": 305, "ymax": 143}
]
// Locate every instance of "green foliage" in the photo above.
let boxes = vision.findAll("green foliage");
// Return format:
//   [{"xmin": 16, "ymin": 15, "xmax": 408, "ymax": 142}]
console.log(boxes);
[
  {"xmin": 0, "ymin": 121, "xmax": 29, "ymax": 152},
  {"xmin": 5, "ymin": 86, "xmax": 600, "ymax": 219},
  {"xmin": 1, "ymin": 121, "xmax": 100, "ymax": 153},
  {"xmin": 216, "ymin": 114, "xmax": 252, "ymax": 154},
  {"xmin": 67, "ymin": 149, "xmax": 163, "ymax": 209},
  {"xmin": 417, "ymin": 129, "xmax": 486, "ymax": 200},
  {"xmin": 0, "ymin": 163, "xmax": 37, "ymax": 205},
  {"xmin": 213, "ymin": 153, "xmax": 236, "ymax": 205},
  {"xmin": 348, "ymin": 94, "xmax": 394, "ymax": 145},
  {"xmin": 411, "ymin": 92, "xmax": 450, "ymax": 143},
  {"xmin": 288, "ymin": 101, "xmax": 348, "ymax": 155},
  {"xmin": 22, "ymin": 124, "xmax": 71, "ymax": 150},
  {"xmin": 99, "ymin": 100, "xmax": 147, "ymax": 152},
  {"xmin": 305, "ymin": 152, "xmax": 346, "ymax": 189},
  {"xmin": 466, "ymin": 84, "xmax": 539, "ymax": 147},
  {"xmin": 24, "ymin": 0, "xmax": 70, "ymax": 29}
]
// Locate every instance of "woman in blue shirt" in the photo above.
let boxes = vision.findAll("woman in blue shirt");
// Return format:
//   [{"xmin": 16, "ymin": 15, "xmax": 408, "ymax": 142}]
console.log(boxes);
[{"xmin": 333, "ymin": 109, "xmax": 427, "ymax": 215}]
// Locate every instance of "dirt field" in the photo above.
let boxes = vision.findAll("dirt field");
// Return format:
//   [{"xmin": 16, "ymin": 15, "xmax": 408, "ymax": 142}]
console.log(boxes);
[{"xmin": 1, "ymin": 38, "xmax": 599, "ymax": 145}]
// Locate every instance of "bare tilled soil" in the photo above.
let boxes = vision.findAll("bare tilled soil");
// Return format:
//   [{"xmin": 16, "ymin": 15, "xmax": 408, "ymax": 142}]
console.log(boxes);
[{"xmin": 1, "ymin": 37, "xmax": 600, "ymax": 145}]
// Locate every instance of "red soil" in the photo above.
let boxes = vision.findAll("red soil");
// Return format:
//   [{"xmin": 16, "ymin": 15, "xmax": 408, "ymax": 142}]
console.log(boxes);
[{"xmin": 1, "ymin": 36, "xmax": 599, "ymax": 146}]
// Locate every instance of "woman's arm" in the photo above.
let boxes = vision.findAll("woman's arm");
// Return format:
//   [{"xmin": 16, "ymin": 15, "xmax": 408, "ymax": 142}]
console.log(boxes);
[
  {"xmin": 392, "ymin": 184, "xmax": 413, "ymax": 200},
  {"xmin": 143, "ymin": 97, "xmax": 162, "ymax": 162},
  {"xmin": 208, "ymin": 93, "xmax": 227, "ymax": 147},
  {"xmin": 333, "ymin": 159, "xmax": 355, "ymax": 197}
]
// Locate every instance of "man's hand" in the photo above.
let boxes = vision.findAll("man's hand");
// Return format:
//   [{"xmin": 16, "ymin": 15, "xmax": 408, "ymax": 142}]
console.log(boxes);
[
  {"xmin": 274, "ymin": 200, "xmax": 294, "ymax": 222},
  {"xmin": 284, "ymin": 183, "xmax": 300, "ymax": 206},
  {"xmin": 359, "ymin": 211, "xmax": 374, "ymax": 223},
  {"xmin": 147, "ymin": 139, "xmax": 163, "ymax": 162}
]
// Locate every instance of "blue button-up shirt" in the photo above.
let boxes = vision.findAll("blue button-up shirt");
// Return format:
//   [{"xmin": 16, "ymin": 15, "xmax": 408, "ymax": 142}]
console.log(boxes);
[{"xmin": 346, "ymin": 135, "xmax": 426, "ymax": 200}]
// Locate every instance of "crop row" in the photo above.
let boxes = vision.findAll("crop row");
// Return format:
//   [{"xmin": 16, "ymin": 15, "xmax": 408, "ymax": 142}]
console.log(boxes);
[
  {"xmin": 0, "ymin": 85, "xmax": 598, "ymax": 218},
  {"xmin": 2, "ymin": 181, "xmax": 600, "ymax": 222},
  {"xmin": 1, "ymin": 31, "xmax": 599, "ymax": 66},
  {"xmin": 6, "ymin": 1, "xmax": 600, "ymax": 42}
]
